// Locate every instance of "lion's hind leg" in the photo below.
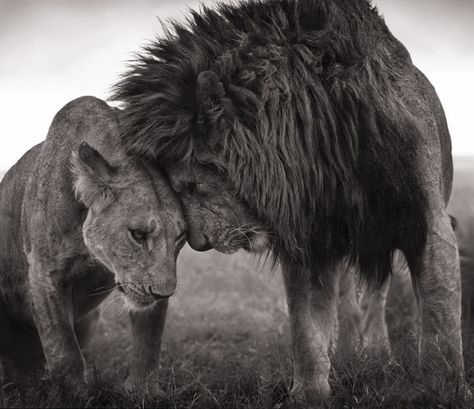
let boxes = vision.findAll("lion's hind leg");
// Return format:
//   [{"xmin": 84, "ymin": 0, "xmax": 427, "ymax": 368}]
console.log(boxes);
[{"xmin": 407, "ymin": 209, "xmax": 468, "ymax": 394}]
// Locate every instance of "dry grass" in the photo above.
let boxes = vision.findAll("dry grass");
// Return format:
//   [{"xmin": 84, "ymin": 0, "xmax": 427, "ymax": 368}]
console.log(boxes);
[
  {"xmin": 2, "ymin": 247, "xmax": 474, "ymax": 408},
  {"xmin": 1, "ymin": 158, "xmax": 474, "ymax": 408}
]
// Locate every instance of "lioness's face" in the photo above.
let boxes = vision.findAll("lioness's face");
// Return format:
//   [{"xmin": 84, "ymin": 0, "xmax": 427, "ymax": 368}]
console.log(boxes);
[
  {"xmin": 72, "ymin": 143, "xmax": 186, "ymax": 310},
  {"xmin": 166, "ymin": 163, "xmax": 269, "ymax": 254}
]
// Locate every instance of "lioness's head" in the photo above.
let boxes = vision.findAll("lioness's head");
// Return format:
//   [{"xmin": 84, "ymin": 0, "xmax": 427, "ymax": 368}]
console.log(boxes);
[
  {"xmin": 166, "ymin": 162, "xmax": 270, "ymax": 255},
  {"xmin": 71, "ymin": 142, "xmax": 186, "ymax": 309}
]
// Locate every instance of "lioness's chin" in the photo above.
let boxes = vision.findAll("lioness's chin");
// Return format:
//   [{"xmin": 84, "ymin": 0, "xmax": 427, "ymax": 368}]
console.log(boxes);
[{"xmin": 122, "ymin": 296, "xmax": 158, "ymax": 312}]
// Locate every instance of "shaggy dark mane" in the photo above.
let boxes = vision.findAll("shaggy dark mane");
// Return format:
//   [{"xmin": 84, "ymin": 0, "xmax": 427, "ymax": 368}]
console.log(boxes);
[{"xmin": 113, "ymin": 0, "xmax": 428, "ymax": 285}]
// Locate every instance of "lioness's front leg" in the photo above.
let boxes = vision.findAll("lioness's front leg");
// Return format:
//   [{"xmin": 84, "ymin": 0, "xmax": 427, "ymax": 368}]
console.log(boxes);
[
  {"xmin": 29, "ymin": 264, "xmax": 86, "ymax": 389},
  {"xmin": 282, "ymin": 263, "xmax": 339, "ymax": 405},
  {"xmin": 123, "ymin": 299, "xmax": 168, "ymax": 395},
  {"xmin": 408, "ymin": 210, "xmax": 467, "ymax": 391}
]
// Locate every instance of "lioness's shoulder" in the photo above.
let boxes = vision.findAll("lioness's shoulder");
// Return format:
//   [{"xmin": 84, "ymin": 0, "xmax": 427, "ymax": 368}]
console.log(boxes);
[
  {"xmin": 21, "ymin": 97, "xmax": 123, "ymax": 255},
  {"xmin": 52, "ymin": 96, "xmax": 119, "ymax": 127},
  {"xmin": 42, "ymin": 96, "xmax": 122, "ymax": 164}
]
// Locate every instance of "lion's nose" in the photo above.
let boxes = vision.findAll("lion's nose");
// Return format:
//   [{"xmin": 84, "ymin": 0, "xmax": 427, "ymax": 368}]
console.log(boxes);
[
  {"xmin": 147, "ymin": 285, "xmax": 174, "ymax": 300},
  {"xmin": 187, "ymin": 232, "xmax": 213, "ymax": 251}
]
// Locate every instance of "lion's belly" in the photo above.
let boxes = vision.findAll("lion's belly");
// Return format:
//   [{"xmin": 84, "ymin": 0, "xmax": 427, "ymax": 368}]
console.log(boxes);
[{"xmin": 72, "ymin": 266, "xmax": 115, "ymax": 322}]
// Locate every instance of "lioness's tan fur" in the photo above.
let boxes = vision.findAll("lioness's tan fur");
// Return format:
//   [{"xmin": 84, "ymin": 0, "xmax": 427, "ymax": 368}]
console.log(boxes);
[{"xmin": 0, "ymin": 96, "xmax": 185, "ymax": 392}]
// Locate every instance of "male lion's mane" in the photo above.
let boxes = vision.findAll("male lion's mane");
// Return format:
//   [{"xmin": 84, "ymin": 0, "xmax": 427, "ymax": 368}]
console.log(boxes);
[{"xmin": 113, "ymin": 0, "xmax": 428, "ymax": 285}]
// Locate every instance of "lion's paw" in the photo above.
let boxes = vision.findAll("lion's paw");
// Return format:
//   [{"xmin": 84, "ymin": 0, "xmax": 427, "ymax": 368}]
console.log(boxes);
[
  {"xmin": 58, "ymin": 374, "xmax": 90, "ymax": 399},
  {"xmin": 288, "ymin": 380, "xmax": 330, "ymax": 409}
]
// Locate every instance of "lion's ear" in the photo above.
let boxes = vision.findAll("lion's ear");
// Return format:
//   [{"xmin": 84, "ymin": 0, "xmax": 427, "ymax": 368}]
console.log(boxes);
[
  {"xmin": 70, "ymin": 142, "xmax": 117, "ymax": 213},
  {"xmin": 196, "ymin": 71, "xmax": 234, "ymax": 130}
]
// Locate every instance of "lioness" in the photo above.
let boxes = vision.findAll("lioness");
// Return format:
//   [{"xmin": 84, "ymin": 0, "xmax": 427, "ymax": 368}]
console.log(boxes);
[{"xmin": 0, "ymin": 96, "xmax": 186, "ymax": 392}]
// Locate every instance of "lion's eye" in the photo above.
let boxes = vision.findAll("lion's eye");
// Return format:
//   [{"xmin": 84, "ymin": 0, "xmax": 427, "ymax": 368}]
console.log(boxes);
[{"xmin": 128, "ymin": 229, "xmax": 147, "ymax": 247}]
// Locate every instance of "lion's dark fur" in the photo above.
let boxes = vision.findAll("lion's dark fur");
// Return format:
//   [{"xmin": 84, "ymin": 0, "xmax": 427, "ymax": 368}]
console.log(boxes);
[{"xmin": 113, "ymin": 0, "xmax": 429, "ymax": 286}]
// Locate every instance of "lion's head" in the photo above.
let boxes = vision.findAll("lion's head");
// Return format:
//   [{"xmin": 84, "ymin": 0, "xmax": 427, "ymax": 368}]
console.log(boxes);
[
  {"xmin": 71, "ymin": 142, "xmax": 186, "ymax": 309},
  {"xmin": 114, "ymin": 0, "xmax": 429, "ymax": 283},
  {"xmin": 166, "ymin": 161, "xmax": 270, "ymax": 254}
]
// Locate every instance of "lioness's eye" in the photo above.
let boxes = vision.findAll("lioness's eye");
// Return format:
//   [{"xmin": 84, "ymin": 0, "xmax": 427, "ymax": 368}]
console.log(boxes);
[
  {"xmin": 195, "ymin": 183, "xmax": 206, "ymax": 194},
  {"xmin": 128, "ymin": 229, "xmax": 147, "ymax": 247},
  {"xmin": 176, "ymin": 231, "xmax": 187, "ymax": 246}
]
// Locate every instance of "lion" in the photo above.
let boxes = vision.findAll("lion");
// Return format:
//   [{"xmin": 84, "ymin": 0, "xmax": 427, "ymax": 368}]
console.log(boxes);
[
  {"xmin": 0, "ymin": 96, "xmax": 186, "ymax": 393},
  {"xmin": 113, "ymin": 0, "xmax": 466, "ymax": 403}
]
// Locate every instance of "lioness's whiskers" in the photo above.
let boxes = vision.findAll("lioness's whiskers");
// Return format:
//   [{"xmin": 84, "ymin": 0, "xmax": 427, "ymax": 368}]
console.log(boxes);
[
  {"xmin": 100, "ymin": 295, "xmax": 123, "ymax": 314},
  {"xmin": 90, "ymin": 282, "xmax": 136, "ymax": 297},
  {"xmin": 90, "ymin": 286, "xmax": 120, "ymax": 297},
  {"xmin": 114, "ymin": 302, "xmax": 127, "ymax": 318}
]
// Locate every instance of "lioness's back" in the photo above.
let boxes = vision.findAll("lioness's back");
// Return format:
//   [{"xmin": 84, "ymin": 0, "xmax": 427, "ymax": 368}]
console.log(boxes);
[{"xmin": 0, "ymin": 143, "xmax": 42, "ymax": 318}]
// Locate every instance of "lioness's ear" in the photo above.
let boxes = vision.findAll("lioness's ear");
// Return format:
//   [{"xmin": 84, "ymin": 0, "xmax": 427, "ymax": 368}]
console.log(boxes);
[
  {"xmin": 71, "ymin": 142, "xmax": 117, "ymax": 212},
  {"xmin": 196, "ymin": 71, "xmax": 234, "ymax": 131}
]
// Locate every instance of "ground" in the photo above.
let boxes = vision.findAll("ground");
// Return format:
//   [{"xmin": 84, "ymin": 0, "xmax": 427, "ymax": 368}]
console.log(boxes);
[{"xmin": 1, "ymin": 158, "xmax": 474, "ymax": 408}]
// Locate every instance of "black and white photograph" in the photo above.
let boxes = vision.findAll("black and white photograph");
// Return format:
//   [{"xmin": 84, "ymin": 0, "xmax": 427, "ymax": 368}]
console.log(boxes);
[{"xmin": 0, "ymin": 0, "xmax": 473, "ymax": 408}]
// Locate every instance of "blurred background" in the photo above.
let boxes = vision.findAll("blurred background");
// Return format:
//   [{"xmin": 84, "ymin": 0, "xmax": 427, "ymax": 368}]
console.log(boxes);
[
  {"xmin": 0, "ymin": 0, "xmax": 473, "ymax": 170},
  {"xmin": 0, "ymin": 1, "xmax": 473, "ymax": 407}
]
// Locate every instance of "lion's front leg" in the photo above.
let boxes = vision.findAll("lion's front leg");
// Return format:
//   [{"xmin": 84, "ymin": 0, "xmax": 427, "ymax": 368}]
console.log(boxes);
[
  {"xmin": 282, "ymin": 263, "xmax": 339, "ymax": 405},
  {"xmin": 360, "ymin": 276, "xmax": 391, "ymax": 355},
  {"xmin": 29, "ymin": 265, "xmax": 86, "ymax": 391},
  {"xmin": 408, "ymin": 210, "xmax": 467, "ymax": 392},
  {"xmin": 123, "ymin": 299, "xmax": 168, "ymax": 395},
  {"xmin": 336, "ymin": 265, "xmax": 363, "ymax": 357}
]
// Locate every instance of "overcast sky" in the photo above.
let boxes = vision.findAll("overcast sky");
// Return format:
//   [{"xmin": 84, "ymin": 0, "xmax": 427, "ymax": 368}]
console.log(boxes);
[{"xmin": 0, "ymin": 0, "xmax": 473, "ymax": 170}]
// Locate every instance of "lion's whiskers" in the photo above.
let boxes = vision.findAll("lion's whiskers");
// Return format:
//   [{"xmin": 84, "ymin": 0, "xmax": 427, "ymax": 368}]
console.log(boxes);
[
  {"xmin": 228, "ymin": 223, "xmax": 276, "ymax": 250},
  {"xmin": 230, "ymin": 226, "xmax": 252, "ymax": 248},
  {"xmin": 237, "ymin": 223, "xmax": 276, "ymax": 237}
]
